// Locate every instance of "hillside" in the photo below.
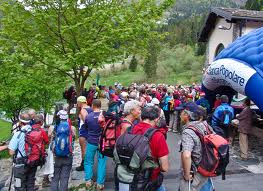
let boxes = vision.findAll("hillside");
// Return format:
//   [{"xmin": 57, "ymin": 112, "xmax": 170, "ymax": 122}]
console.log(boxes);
[{"xmin": 92, "ymin": 0, "xmax": 248, "ymax": 86}]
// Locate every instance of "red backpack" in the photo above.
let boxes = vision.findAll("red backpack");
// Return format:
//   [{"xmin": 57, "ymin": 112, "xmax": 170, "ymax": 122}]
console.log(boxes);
[
  {"xmin": 187, "ymin": 123, "xmax": 229, "ymax": 180},
  {"xmin": 98, "ymin": 111, "xmax": 133, "ymax": 157},
  {"xmin": 23, "ymin": 126, "xmax": 46, "ymax": 167}
]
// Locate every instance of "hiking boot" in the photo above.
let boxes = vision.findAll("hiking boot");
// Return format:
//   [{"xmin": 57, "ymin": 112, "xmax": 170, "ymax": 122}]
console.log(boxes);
[
  {"xmin": 76, "ymin": 160, "xmax": 84, "ymax": 171},
  {"xmin": 97, "ymin": 184, "xmax": 104, "ymax": 190},
  {"xmin": 86, "ymin": 180, "xmax": 95, "ymax": 191},
  {"xmin": 42, "ymin": 176, "xmax": 51, "ymax": 188}
]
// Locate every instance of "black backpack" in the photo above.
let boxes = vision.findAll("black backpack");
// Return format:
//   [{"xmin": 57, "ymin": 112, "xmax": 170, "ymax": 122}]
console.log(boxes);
[{"xmin": 114, "ymin": 128, "xmax": 161, "ymax": 191}]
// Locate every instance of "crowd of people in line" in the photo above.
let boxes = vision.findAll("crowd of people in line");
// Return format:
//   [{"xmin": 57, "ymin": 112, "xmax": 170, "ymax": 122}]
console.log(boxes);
[{"xmin": 0, "ymin": 82, "xmax": 256, "ymax": 191}]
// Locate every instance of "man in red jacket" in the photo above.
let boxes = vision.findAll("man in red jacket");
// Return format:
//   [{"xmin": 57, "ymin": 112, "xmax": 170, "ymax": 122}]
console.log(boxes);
[{"xmin": 131, "ymin": 106, "xmax": 169, "ymax": 190}]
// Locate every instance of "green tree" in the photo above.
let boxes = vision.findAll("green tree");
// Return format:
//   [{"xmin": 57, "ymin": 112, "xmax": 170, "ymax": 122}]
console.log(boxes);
[
  {"xmin": 0, "ymin": 54, "xmax": 66, "ymax": 122},
  {"xmin": 0, "ymin": 0, "xmax": 175, "ymax": 96},
  {"xmin": 129, "ymin": 55, "xmax": 138, "ymax": 72},
  {"xmin": 245, "ymin": 0, "xmax": 263, "ymax": 10},
  {"xmin": 144, "ymin": 40, "xmax": 159, "ymax": 78}
]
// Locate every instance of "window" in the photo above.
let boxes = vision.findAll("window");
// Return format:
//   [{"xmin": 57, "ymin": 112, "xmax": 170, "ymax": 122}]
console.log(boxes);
[{"xmin": 215, "ymin": 43, "xmax": 225, "ymax": 57}]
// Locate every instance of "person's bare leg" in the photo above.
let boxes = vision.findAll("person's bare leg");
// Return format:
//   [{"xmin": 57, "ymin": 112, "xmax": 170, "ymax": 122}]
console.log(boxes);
[{"xmin": 76, "ymin": 137, "xmax": 86, "ymax": 171}]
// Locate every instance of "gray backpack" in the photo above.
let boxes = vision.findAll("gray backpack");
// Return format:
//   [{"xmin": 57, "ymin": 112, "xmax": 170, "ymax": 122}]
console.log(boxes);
[{"xmin": 113, "ymin": 128, "xmax": 160, "ymax": 191}]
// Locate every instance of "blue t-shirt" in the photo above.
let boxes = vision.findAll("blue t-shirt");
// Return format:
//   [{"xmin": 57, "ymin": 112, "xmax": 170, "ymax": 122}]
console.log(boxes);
[
  {"xmin": 9, "ymin": 125, "xmax": 31, "ymax": 158},
  {"xmin": 85, "ymin": 111, "xmax": 101, "ymax": 145},
  {"xmin": 212, "ymin": 103, "xmax": 234, "ymax": 127}
]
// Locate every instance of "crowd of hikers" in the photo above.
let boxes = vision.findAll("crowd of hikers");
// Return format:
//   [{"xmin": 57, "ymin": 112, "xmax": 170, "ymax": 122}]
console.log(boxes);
[{"xmin": 2, "ymin": 82, "xmax": 256, "ymax": 191}]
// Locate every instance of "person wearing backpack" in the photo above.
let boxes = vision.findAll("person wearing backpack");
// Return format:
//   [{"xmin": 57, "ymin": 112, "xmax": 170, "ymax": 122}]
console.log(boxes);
[
  {"xmin": 76, "ymin": 96, "xmax": 93, "ymax": 171},
  {"xmin": 211, "ymin": 95, "xmax": 234, "ymax": 139},
  {"xmin": 9, "ymin": 113, "xmax": 48, "ymax": 191},
  {"xmin": 120, "ymin": 100, "xmax": 141, "ymax": 134},
  {"xmin": 84, "ymin": 99, "xmax": 107, "ymax": 190},
  {"xmin": 162, "ymin": 90, "xmax": 173, "ymax": 127},
  {"xmin": 179, "ymin": 102, "xmax": 229, "ymax": 191},
  {"xmin": 114, "ymin": 106, "xmax": 169, "ymax": 191},
  {"xmin": 51, "ymin": 110, "xmax": 76, "ymax": 191}
]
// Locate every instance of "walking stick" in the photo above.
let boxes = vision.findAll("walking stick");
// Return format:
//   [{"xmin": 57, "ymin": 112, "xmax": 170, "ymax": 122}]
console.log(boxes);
[
  {"xmin": 8, "ymin": 163, "xmax": 14, "ymax": 191},
  {"xmin": 188, "ymin": 180, "xmax": 191, "ymax": 191}
]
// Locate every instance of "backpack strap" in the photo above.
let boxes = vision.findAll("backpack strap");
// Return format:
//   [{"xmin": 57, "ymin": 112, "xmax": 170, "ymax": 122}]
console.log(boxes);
[
  {"xmin": 143, "ymin": 128, "xmax": 158, "ymax": 141},
  {"xmin": 121, "ymin": 119, "xmax": 134, "ymax": 134}
]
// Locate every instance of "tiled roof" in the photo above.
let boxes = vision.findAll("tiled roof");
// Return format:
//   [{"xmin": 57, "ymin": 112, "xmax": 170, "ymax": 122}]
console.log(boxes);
[{"xmin": 198, "ymin": 7, "xmax": 263, "ymax": 42}]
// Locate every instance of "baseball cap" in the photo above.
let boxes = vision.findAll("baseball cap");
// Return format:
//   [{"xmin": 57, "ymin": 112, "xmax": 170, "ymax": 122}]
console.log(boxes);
[
  {"xmin": 77, "ymin": 96, "xmax": 87, "ymax": 103},
  {"xmin": 184, "ymin": 102, "xmax": 205, "ymax": 120},
  {"xmin": 57, "ymin": 110, "xmax": 68, "ymax": 120}
]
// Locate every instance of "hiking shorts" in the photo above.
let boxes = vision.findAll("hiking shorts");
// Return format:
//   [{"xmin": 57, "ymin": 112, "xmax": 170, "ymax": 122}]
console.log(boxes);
[{"xmin": 79, "ymin": 124, "xmax": 88, "ymax": 138}]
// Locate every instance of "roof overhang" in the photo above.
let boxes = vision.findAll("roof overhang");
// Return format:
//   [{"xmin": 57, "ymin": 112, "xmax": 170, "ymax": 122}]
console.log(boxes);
[{"xmin": 198, "ymin": 7, "xmax": 263, "ymax": 42}]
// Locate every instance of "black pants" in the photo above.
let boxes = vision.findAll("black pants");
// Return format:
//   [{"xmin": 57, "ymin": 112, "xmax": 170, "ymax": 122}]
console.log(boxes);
[
  {"xmin": 13, "ymin": 164, "xmax": 37, "ymax": 191},
  {"xmin": 163, "ymin": 110, "xmax": 170, "ymax": 126},
  {"xmin": 51, "ymin": 156, "xmax": 73, "ymax": 191}
]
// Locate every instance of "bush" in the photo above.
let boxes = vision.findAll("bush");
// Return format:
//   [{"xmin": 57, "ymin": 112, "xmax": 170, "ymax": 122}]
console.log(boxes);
[{"xmin": 129, "ymin": 55, "xmax": 138, "ymax": 72}]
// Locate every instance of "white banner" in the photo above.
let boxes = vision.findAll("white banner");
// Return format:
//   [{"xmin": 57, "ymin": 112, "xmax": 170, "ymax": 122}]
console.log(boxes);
[{"xmin": 203, "ymin": 58, "xmax": 256, "ymax": 95}]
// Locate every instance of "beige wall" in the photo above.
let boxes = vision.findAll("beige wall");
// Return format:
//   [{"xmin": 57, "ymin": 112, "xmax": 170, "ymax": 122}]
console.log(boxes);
[
  {"xmin": 206, "ymin": 19, "xmax": 263, "ymax": 66},
  {"xmin": 207, "ymin": 18, "xmax": 233, "ymax": 65}
]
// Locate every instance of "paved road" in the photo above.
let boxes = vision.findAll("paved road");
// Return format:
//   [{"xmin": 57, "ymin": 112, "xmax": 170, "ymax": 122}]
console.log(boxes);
[
  {"xmin": 99, "ymin": 132, "xmax": 263, "ymax": 191},
  {"xmin": 39, "ymin": 131, "xmax": 263, "ymax": 191}
]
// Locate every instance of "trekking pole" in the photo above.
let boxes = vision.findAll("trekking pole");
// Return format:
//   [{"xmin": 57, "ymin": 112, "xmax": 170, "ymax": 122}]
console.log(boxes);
[
  {"xmin": 188, "ymin": 180, "xmax": 191, "ymax": 191},
  {"xmin": 8, "ymin": 163, "xmax": 14, "ymax": 191}
]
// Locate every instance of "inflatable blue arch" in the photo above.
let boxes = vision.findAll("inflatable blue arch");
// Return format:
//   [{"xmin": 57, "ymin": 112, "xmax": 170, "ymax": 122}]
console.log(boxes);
[{"xmin": 202, "ymin": 27, "xmax": 263, "ymax": 112}]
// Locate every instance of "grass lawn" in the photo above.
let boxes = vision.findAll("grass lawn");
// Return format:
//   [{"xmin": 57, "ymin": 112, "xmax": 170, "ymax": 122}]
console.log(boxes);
[
  {"xmin": 0, "ymin": 119, "xmax": 12, "ymax": 142},
  {"xmin": 0, "ymin": 119, "xmax": 11, "ymax": 159},
  {"xmin": 95, "ymin": 67, "xmax": 202, "ymax": 87}
]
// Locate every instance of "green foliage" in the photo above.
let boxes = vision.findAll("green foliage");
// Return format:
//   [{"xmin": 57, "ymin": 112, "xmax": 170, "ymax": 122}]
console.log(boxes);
[
  {"xmin": 129, "ymin": 55, "xmax": 138, "ymax": 72},
  {"xmin": 164, "ymin": 0, "xmax": 244, "ymax": 51},
  {"xmin": 245, "ymin": 0, "xmax": 263, "ymax": 10},
  {"xmin": 0, "ymin": 54, "xmax": 66, "ymax": 121},
  {"xmin": 157, "ymin": 44, "xmax": 205, "ymax": 83},
  {"xmin": 0, "ymin": 0, "xmax": 175, "ymax": 96},
  {"xmin": 144, "ymin": 40, "xmax": 159, "ymax": 78},
  {"xmin": 0, "ymin": 119, "xmax": 11, "ymax": 142},
  {"xmin": 99, "ymin": 44, "xmax": 204, "ymax": 85}
]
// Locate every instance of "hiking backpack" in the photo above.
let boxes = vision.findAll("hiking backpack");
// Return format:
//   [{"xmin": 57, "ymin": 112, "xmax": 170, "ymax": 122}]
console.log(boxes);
[
  {"xmin": 19, "ymin": 126, "xmax": 46, "ymax": 167},
  {"xmin": 98, "ymin": 111, "xmax": 130, "ymax": 157},
  {"xmin": 168, "ymin": 99, "xmax": 175, "ymax": 112},
  {"xmin": 220, "ymin": 108, "xmax": 232, "ymax": 127},
  {"xmin": 113, "ymin": 128, "xmax": 160, "ymax": 190},
  {"xmin": 53, "ymin": 121, "xmax": 73, "ymax": 157},
  {"xmin": 187, "ymin": 123, "xmax": 229, "ymax": 180}
]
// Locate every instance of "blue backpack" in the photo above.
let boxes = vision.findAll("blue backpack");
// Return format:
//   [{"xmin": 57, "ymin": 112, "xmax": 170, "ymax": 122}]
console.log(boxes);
[
  {"xmin": 220, "ymin": 108, "xmax": 232, "ymax": 126},
  {"xmin": 53, "ymin": 121, "xmax": 73, "ymax": 157}
]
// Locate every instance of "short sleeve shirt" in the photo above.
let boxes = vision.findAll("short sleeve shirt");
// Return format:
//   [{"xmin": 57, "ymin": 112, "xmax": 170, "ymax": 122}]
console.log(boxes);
[
  {"xmin": 181, "ymin": 121, "xmax": 213, "ymax": 165},
  {"xmin": 132, "ymin": 122, "xmax": 169, "ymax": 180},
  {"xmin": 8, "ymin": 125, "xmax": 31, "ymax": 158}
]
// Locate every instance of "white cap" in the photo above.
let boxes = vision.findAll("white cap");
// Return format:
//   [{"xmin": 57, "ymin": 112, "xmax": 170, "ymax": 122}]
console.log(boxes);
[{"xmin": 57, "ymin": 110, "xmax": 68, "ymax": 120}]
